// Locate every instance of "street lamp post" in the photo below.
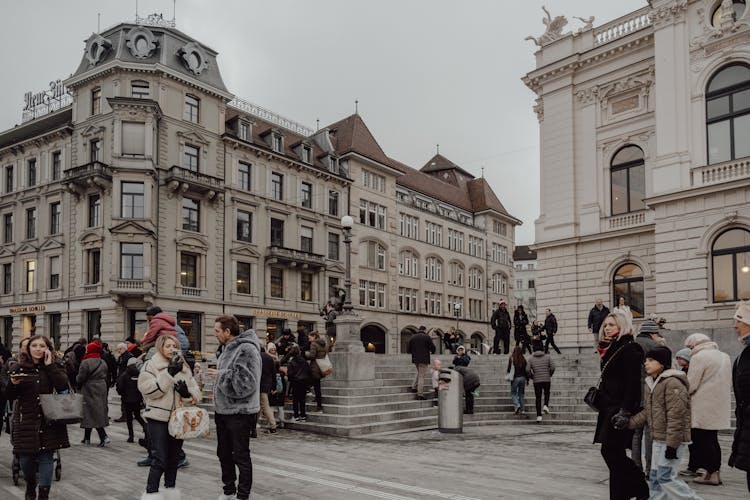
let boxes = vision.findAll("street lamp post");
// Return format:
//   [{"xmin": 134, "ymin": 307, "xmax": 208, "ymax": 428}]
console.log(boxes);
[
  {"xmin": 340, "ymin": 215, "xmax": 354, "ymax": 315},
  {"xmin": 454, "ymin": 303, "xmax": 461, "ymax": 331}
]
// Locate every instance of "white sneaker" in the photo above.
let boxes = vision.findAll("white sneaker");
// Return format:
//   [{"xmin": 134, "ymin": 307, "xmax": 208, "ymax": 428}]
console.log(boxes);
[
  {"xmin": 543, "ymin": 405, "xmax": 550, "ymax": 414},
  {"xmin": 218, "ymin": 495, "xmax": 237, "ymax": 500},
  {"xmin": 536, "ymin": 416, "xmax": 542, "ymax": 423}
]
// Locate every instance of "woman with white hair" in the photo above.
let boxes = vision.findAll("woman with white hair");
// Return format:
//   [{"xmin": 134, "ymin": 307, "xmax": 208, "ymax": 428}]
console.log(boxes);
[
  {"xmin": 680, "ymin": 332, "xmax": 731, "ymax": 486},
  {"xmin": 730, "ymin": 301, "xmax": 750, "ymax": 493}
]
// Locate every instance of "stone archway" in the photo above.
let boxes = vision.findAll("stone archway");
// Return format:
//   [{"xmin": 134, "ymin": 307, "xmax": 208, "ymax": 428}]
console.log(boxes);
[
  {"xmin": 361, "ymin": 324, "xmax": 386, "ymax": 354},
  {"xmin": 470, "ymin": 332, "xmax": 485, "ymax": 354},
  {"xmin": 399, "ymin": 325, "xmax": 417, "ymax": 354}
]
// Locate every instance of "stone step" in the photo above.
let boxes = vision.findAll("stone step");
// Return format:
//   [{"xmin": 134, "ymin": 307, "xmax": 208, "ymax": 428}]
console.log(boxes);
[
  {"xmin": 464, "ymin": 411, "xmax": 598, "ymax": 423},
  {"xmin": 308, "ymin": 399, "xmax": 436, "ymax": 415},
  {"xmin": 283, "ymin": 415, "xmax": 438, "ymax": 437},
  {"xmin": 300, "ymin": 407, "xmax": 437, "ymax": 426}
]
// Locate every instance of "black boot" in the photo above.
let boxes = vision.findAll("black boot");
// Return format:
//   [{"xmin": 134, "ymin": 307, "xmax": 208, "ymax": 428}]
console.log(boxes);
[
  {"xmin": 38, "ymin": 486, "xmax": 50, "ymax": 500},
  {"xmin": 25, "ymin": 478, "xmax": 37, "ymax": 500}
]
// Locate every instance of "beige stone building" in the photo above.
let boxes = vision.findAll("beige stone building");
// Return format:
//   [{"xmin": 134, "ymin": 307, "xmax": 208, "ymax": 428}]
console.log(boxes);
[
  {"xmin": 0, "ymin": 20, "xmax": 518, "ymax": 354},
  {"xmin": 524, "ymin": 1, "xmax": 750, "ymax": 348}
]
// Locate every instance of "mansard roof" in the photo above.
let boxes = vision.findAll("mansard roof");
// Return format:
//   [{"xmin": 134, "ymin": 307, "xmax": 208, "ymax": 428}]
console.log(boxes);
[
  {"xmin": 513, "ymin": 245, "xmax": 537, "ymax": 261},
  {"xmin": 326, "ymin": 114, "xmax": 397, "ymax": 169},
  {"xmin": 0, "ymin": 107, "xmax": 72, "ymax": 151},
  {"xmin": 420, "ymin": 153, "xmax": 474, "ymax": 179}
]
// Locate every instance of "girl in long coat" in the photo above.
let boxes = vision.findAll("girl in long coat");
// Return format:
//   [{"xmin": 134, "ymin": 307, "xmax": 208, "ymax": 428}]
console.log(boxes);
[
  {"xmin": 593, "ymin": 311, "xmax": 648, "ymax": 500},
  {"xmin": 4, "ymin": 335, "xmax": 69, "ymax": 500},
  {"xmin": 76, "ymin": 341, "xmax": 110, "ymax": 446}
]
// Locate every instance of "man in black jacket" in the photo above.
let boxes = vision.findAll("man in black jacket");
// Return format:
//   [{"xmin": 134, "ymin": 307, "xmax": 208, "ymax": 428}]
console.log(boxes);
[
  {"xmin": 490, "ymin": 301, "xmax": 511, "ymax": 354},
  {"xmin": 587, "ymin": 299, "xmax": 609, "ymax": 346},
  {"xmin": 407, "ymin": 326, "xmax": 435, "ymax": 400},
  {"xmin": 730, "ymin": 301, "xmax": 750, "ymax": 493},
  {"xmin": 543, "ymin": 308, "xmax": 561, "ymax": 354}
]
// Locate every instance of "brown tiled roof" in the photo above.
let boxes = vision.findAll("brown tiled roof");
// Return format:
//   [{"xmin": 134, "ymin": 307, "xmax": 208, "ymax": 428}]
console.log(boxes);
[
  {"xmin": 326, "ymin": 114, "xmax": 396, "ymax": 168},
  {"xmin": 513, "ymin": 245, "xmax": 537, "ymax": 261},
  {"xmin": 421, "ymin": 153, "xmax": 474, "ymax": 178},
  {"xmin": 396, "ymin": 164, "xmax": 475, "ymax": 212},
  {"xmin": 467, "ymin": 177, "xmax": 509, "ymax": 214}
]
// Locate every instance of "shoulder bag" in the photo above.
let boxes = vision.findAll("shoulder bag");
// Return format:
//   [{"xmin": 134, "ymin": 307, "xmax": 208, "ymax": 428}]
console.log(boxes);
[
  {"xmin": 40, "ymin": 382, "xmax": 84, "ymax": 425},
  {"xmin": 504, "ymin": 363, "xmax": 515, "ymax": 382},
  {"xmin": 583, "ymin": 343, "xmax": 627, "ymax": 412},
  {"xmin": 316, "ymin": 355, "xmax": 333, "ymax": 377},
  {"xmin": 168, "ymin": 395, "xmax": 210, "ymax": 440}
]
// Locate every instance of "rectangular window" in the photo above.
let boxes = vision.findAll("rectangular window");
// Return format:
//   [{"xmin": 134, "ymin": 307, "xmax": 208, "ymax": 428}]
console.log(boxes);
[
  {"xmin": 51, "ymin": 151, "xmax": 61, "ymax": 180},
  {"xmin": 236, "ymin": 210, "xmax": 252, "ymax": 242},
  {"xmin": 131, "ymin": 80, "xmax": 150, "ymax": 99},
  {"xmin": 302, "ymin": 146, "xmax": 311, "ymax": 164},
  {"xmin": 177, "ymin": 312, "xmax": 202, "ymax": 351},
  {"xmin": 3, "ymin": 213, "xmax": 12, "ymax": 244},
  {"xmin": 301, "ymin": 182, "xmax": 312, "ymax": 209},
  {"xmin": 236, "ymin": 262, "xmax": 251, "ymax": 294},
  {"xmin": 184, "ymin": 94, "xmax": 200, "ymax": 123},
  {"xmin": 270, "ymin": 268, "xmax": 283, "ymax": 298},
  {"xmin": 328, "ymin": 190, "xmax": 339, "ymax": 216},
  {"xmin": 272, "ymin": 134, "xmax": 282, "ymax": 152},
  {"xmin": 86, "ymin": 249, "xmax": 101, "ymax": 284},
  {"xmin": 362, "ymin": 169, "xmax": 386, "ymax": 192},
  {"xmin": 90, "ymin": 139, "xmax": 101, "ymax": 162},
  {"xmin": 182, "ymin": 198, "xmax": 200, "ymax": 232},
  {"xmin": 88, "ymin": 194, "xmax": 101, "ymax": 227},
  {"xmin": 122, "ymin": 122, "xmax": 146, "ymax": 156},
  {"xmin": 120, "ymin": 243, "xmax": 144, "ymax": 280},
  {"xmin": 270, "ymin": 218, "xmax": 284, "ymax": 247},
  {"xmin": 49, "ymin": 202, "xmax": 61, "ymax": 234},
  {"xmin": 528, "ymin": 279, "xmax": 535, "ymax": 289},
  {"xmin": 183, "ymin": 144, "xmax": 199, "ymax": 172},
  {"xmin": 238, "ymin": 122, "xmax": 249, "ymax": 141},
  {"xmin": 121, "ymin": 182, "xmax": 145, "ymax": 218},
  {"xmin": 24, "ymin": 260, "xmax": 35, "ymax": 292},
  {"xmin": 5, "ymin": 166, "xmax": 13, "ymax": 193},
  {"xmin": 48, "ymin": 313, "xmax": 62, "ymax": 350},
  {"xmin": 86, "ymin": 310, "xmax": 101, "ymax": 342},
  {"xmin": 358, "ymin": 280, "xmax": 386, "ymax": 309},
  {"xmin": 2, "ymin": 316, "xmax": 11, "ymax": 349},
  {"xmin": 25, "ymin": 207, "xmax": 36, "ymax": 239},
  {"xmin": 180, "ymin": 253, "xmax": 198, "ymax": 288},
  {"xmin": 238, "ymin": 161, "xmax": 251, "ymax": 191},
  {"xmin": 301, "ymin": 272, "xmax": 313, "ymax": 301},
  {"xmin": 49, "ymin": 255, "xmax": 60, "ymax": 290},
  {"xmin": 91, "ymin": 87, "xmax": 101, "ymax": 115},
  {"xmin": 27, "ymin": 159, "xmax": 36, "ymax": 187},
  {"xmin": 328, "ymin": 232, "xmax": 339, "ymax": 260},
  {"xmin": 300, "ymin": 226, "xmax": 313, "ymax": 253},
  {"xmin": 2, "ymin": 263, "xmax": 11, "ymax": 294},
  {"xmin": 271, "ymin": 172, "xmax": 283, "ymax": 200},
  {"xmin": 398, "ymin": 287, "xmax": 418, "ymax": 312}
]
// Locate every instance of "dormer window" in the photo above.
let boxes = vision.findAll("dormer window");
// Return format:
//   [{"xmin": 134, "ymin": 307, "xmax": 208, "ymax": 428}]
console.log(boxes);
[
  {"xmin": 302, "ymin": 146, "xmax": 312, "ymax": 164},
  {"xmin": 328, "ymin": 155, "xmax": 338, "ymax": 172},
  {"xmin": 272, "ymin": 134, "xmax": 282, "ymax": 153},
  {"xmin": 238, "ymin": 121, "xmax": 250, "ymax": 141}
]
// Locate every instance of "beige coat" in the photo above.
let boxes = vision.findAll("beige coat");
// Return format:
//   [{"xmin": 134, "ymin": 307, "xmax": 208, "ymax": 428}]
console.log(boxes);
[
  {"xmin": 137, "ymin": 351, "xmax": 201, "ymax": 422},
  {"xmin": 687, "ymin": 341, "xmax": 731, "ymax": 430},
  {"xmin": 629, "ymin": 369, "xmax": 692, "ymax": 449}
]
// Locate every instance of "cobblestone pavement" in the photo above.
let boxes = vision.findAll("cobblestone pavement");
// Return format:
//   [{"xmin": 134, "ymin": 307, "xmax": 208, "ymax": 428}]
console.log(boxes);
[{"xmin": 0, "ymin": 420, "xmax": 746, "ymax": 499}]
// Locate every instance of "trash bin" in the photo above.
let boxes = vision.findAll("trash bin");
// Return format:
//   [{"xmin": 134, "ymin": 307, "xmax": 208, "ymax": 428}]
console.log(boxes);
[{"xmin": 438, "ymin": 368, "xmax": 464, "ymax": 433}]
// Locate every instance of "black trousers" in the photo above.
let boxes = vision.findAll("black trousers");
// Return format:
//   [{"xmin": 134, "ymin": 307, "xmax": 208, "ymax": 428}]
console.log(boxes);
[
  {"xmin": 124, "ymin": 401, "xmax": 147, "ymax": 439},
  {"xmin": 311, "ymin": 378, "xmax": 322, "ymax": 407},
  {"xmin": 545, "ymin": 334, "xmax": 561, "ymax": 354},
  {"xmin": 493, "ymin": 329, "xmax": 510, "ymax": 354},
  {"xmin": 83, "ymin": 427, "xmax": 107, "ymax": 442},
  {"xmin": 533, "ymin": 382, "xmax": 550, "ymax": 416},
  {"xmin": 146, "ymin": 418, "xmax": 183, "ymax": 493},
  {"xmin": 600, "ymin": 441, "xmax": 648, "ymax": 500},
  {"xmin": 216, "ymin": 413, "xmax": 255, "ymax": 500},
  {"xmin": 691, "ymin": 428, "xmax": 721, "ymax": 473},
  {"xmin": 292, "ymin": 382, "xmax": 308, "ymax": 417}
]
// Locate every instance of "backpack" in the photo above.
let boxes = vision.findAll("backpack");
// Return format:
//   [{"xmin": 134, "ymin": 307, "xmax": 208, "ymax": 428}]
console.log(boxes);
[{"xmin": 63, "ymin": 350, "xmax": 80, "ymax": 385}]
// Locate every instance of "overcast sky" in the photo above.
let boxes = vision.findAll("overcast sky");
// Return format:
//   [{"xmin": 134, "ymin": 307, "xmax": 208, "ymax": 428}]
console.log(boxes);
[{"xmin": 0, "ymin": 0, "xmax": 647, "ymax": 245}]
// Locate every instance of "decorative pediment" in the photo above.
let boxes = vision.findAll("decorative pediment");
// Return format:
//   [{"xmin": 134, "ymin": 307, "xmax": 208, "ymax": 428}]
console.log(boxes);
[
  {"xmin": 16, "ymin": 242, "xmax": 39, "ymax": 255},
  {"xmin": 79, "ymin": 229, "xmax": 104, "ymax": 247},
  {"xmin": 176, "ymin": 130, "xmax": 209, "ymax": 146},
  {"xmin": 176, "ymin": 233, "xmax": 209, "ymax": 252},
  {"xmin": 109, "ymin": 220, "xmax": 156, "ymax": 238},
  {"xmin": 81, "ymin": 125, "xmax": 106, "ymax": 138},
  {"xmin": 229, "ymin": 245, "xmax": 261, "ymax": 259},
  {"xmin": 40, "ymin": 238, "xmax": 64, "ymax": 251},
  {"xmin": 0, "ymin": 246, "xmax": 15, "ymax": 257},
  {"xmin": 327, "ymin": 263, "xmax": 345, "ymax": 274}
]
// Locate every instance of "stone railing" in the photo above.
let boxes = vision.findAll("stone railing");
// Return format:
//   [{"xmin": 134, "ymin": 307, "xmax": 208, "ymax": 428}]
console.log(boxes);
[
  {"xmin": 82, "ymin": 284, "xmax": 99, "ymax": 295},
  {"xmin": 603, "ymin": 210, "xmax": 651, "ymax": 231},
  {"xmin": 691, "ymin": 158, "xmax": 750, "ymax": 187},
  {"xmin": 181, "ymin": 287, "xmax": 202, "ymax": 297},
  {"xmin": 229, "ymin": 97, "xmax": 315, "ymax": 137},
  {"xmin": 594, "ymin": 7, "xmax": 651, "ymax": 46},
  {"xmin": 115, "ymin": 279, "xmax": 145, "ymax": 289}
]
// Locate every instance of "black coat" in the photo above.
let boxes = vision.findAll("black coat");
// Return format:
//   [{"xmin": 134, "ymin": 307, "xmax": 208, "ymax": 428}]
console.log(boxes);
[
  {"xmin": 287, "ymin": 354, "xmax": 312, "ymax": 385},
  {"xmin": 513, "ymin": 311, "xmax": 529, "ymax": 334},
  {"xmin": 453, "ymin": 366, "xmax": 480, "ymax": 392},
  {"xmin": 593, "ymin": 335, "xmax": 644, "ymax": 445},
  {"xmin": 116, "ymin": 364, "xmax": 143, "ymax": 404},
  {"xmin": 730, "ymin": 345, "xmax": 750, "ymax": 471},
  {"xmin": 4, "ymin": 361, "xmax": 71, "ymax": 455},
  {"xmin": 407, "ymin": 332, "xmax": 435, "ymax": 365},
  {"xmin": 491, "ymin": 308, "xmax": 511, "ymax": 332},
  {"xmin": 588, "ymin": 305, "xmax": 610, "ymax": 334},
  {"xmin": 544, "ymin": 314, "xmax": 558, "ymax": 336},
  {"xmin": 117, "ymin": 351, "xmax": 134, "ymax": 377},
  {"xmin": 260, "ymin": 351, "xmax": 276, "ymax": 394}
]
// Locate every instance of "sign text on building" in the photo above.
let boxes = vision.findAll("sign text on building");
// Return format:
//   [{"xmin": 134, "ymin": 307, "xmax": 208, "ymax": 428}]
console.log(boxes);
[
  {"xmin": 250, "ymin": 308, "xmax": 301, "ymax": 320},
  {"xmin": 10, "ymin": 305, "xmax": 47, "ymax": 314}
]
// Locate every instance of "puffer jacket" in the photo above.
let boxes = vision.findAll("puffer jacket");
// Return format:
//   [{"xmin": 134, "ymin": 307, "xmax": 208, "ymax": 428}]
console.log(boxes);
[
  {"xmin": 138, "ymin": 351, "xmax": 200, "ymax": 422},
  {"xmin": 687, "ymin": 341, "xmax": 732, "ymax": 430},
  {"xmin": 141, "ymin": 312, "xmax": 178, "ymax": 349},
  {"xmin": 4, "ymin": 360, "xmax": 70, "ymax": 455},
  {"xmin": 306, "ymin": 338, "xmax": 328, "ymax": 380},
  {"xmin": 629, "ymin": 369, "xmax": 692, "ymax": 449},
  {"xmin": 214, "ymin": 329, "xmax": 261, "ymax": 415},
  {"xmin": 527, "ymin": 351, "xmax": 555, "ymax": 383}
]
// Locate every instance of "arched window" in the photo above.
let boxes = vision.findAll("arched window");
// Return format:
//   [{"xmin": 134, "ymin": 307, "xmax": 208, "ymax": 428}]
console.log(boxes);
[
  {"xmin": 470, "ymin": 333, "xmax": 485, "ymax": 354},
  {"xmin": 613, "ymin": 263, "xmax": 644, "ymax": 318},
  {"xmin": 359, "ymin": 241, "xmax": 386, "ymax": 271},
  {"xmin": 424, "ymin": 256, "xmax": 443, "ymax": 282},
  {"xmin": 712, "ymin": 228, "xmax": 750, "ymax": 302},
  {"xmin": 449, "ymin": 261, "xmax": 464, "ymax": 286},
  {"xmin": 491, "ymin": 272, "xmax": 507, "ymax": 295},
  {"xmin": 712, "ymin": 0, "xmax": 747, "ymax": 27},
  {"xmin": 611, "ymin": 145, "xmax": 646, "ymax": 215},
  {"xmin": 398, "ymin": 250, "xmax": 419, "ymax": 277},
  {"xmin": 706, "ymin": 63, "xmax": 750, "ymax": 164}
]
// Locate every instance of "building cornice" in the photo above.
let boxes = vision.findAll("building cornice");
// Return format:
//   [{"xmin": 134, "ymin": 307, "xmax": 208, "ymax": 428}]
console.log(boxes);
[
  {"xmin": 531, "ymin": 223, "xmax": 655, "ymax": 251},
  {"xmin": 645, "ymin": 176, "xmax": 750, "ymax": 206}
]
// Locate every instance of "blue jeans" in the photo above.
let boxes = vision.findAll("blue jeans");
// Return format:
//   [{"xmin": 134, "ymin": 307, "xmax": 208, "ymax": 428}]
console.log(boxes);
[
  {"xmin": 19, "ymin": 450, "xmax": 54, "ymax": 487},
  {"xmin": 649, "ymin": 442, "xmax": 702, "ymax": 500},
  {"xmin": 510, "ymin": 376, "xmax": 526, "ymax": 411}
]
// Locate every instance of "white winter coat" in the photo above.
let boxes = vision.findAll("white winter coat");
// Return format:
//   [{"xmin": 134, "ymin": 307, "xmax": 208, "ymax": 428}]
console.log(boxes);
[
  {"xmin": 686, "ymin": 341, "xmax": 731, "ymax": 430},
  {"xmin": 137, "ymin": 351, "xmax": 201, "ymax": 422}
]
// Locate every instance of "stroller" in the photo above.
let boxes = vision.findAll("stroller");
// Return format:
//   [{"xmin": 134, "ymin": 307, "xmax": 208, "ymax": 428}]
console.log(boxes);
[{"xmin": 4, "ymin": 400, "xmax": 62, "ymax": 486}]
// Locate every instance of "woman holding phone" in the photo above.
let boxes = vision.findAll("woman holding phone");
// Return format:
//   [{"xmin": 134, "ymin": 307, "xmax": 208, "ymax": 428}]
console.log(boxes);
[{"xmin": 4, "ymin": 335, "xmax": 69, "ymax": 500}]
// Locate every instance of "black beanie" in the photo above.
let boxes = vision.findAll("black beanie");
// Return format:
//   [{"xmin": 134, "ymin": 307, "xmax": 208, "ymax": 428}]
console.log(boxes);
[{"xmin": 645, "ymin": 346, "xmax": 672, "ymax": 369}]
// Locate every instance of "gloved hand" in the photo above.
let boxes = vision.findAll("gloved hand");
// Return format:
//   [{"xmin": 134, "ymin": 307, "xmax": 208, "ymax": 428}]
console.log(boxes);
[
  {"xmin": 167, "ymin": 354, "xmax": 184, "ymax": 376},
  {"xmin": 610, "ymin": 409, "xmax": 631, "ymax": 430},
  {"xmin": 665, "ymin": 446, "xmax": 678, "ymax": 460},
  {"xmin": 175, "ymin": 380, "xmax": 191, "ymax": 399}
]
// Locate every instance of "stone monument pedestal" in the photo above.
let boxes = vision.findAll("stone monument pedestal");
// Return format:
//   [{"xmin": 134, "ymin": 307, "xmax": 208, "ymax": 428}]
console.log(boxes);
[{"xmin": 329, "ymin": 312, "xmax": 374, "ymax": 382}]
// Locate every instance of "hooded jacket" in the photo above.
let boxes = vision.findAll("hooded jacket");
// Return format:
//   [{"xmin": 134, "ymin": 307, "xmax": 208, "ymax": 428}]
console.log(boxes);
[
  {"xmin": 629, "ymin": 369, "xmax": 692, "ymax": 449},
  {"xmin": 141, "ymin": 312, "xmax": 178, "ymax": 350},
  {"xmin": 214, "ymin": 329, "xmax": 261, "ymax": 415},
  {"xmin": 686, "ymin": 341, "xmax": 732, "ymax": 430}
]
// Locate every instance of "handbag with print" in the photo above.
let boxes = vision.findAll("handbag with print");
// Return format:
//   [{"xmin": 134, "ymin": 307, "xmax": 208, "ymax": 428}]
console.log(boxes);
[{"xmin": 168, "ymin": 398, "xmax": 209, "ymax": 440}]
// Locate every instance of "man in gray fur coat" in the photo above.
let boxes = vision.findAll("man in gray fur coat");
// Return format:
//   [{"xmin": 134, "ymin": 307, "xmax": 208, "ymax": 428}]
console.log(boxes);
[{"xmin": 207, "ymin": 315, "xmax": 261, "ymax": 500}]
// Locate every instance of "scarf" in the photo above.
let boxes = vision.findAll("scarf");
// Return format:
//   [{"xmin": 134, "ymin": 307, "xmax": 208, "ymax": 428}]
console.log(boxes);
[
  {"xmin": 743, "ymin": 335, "xmax": 750, "ymax": 347},
  {"xmin": 82, "ymin": 341, "xmax": 102, "ymax": 361},
  {"xmin": 597, "ymin": 331, "xmax": 620, "ymax": 359}
]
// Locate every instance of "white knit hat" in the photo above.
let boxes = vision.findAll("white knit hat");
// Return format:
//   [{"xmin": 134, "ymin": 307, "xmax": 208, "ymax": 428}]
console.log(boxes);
[{"xmin": 734, "ymin": 301, "xmax": 750, "ymax": 326}]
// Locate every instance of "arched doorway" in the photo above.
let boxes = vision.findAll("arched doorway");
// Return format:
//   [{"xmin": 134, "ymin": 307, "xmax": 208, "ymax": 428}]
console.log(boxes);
[
  {"xmin": 361, "ymin": 324, "xmax": 386, "ymax": 353},
  {"xmin": 399, "ymin": 326, "xmax": 417, "ymax": 354},
  {"xmin": 470, "ymin": 332, "xmax": 485, "ymax": 354},
  {"xmin": 432, "ymin": 328, "xmax": 445, "ymax": 354},
  {"xmin": 455, "ymin": 329, "xmax": 466, "ymax": 351}
]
